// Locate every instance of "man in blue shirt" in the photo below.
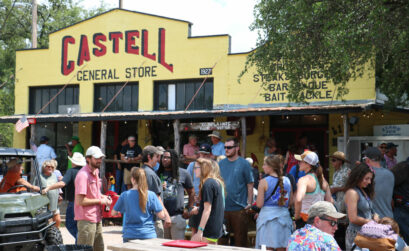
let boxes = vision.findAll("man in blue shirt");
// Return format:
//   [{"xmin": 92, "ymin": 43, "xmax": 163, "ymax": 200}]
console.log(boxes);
[
  {"xmin": 208, "ymin": 131, "xmax": 225, "ymax": 159},
  {"xmin": 219, "ymin": 137, "xmax": 254, "ymax": 247},
  {"xmin": 36, "ymin": 136, "xmax": 57, "ymax": 168}
]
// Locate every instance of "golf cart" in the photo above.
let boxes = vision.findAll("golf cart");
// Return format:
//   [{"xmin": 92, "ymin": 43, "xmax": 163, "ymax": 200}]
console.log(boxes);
[{"xmin": 0, "ymin": 148, "xmax": 63, "ymax": 251}]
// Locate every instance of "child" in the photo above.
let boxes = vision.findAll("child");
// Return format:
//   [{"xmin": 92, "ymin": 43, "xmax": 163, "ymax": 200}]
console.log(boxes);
[{"xmin": 379, "ymin": 217, "xmax": 408, "ymax": 251}]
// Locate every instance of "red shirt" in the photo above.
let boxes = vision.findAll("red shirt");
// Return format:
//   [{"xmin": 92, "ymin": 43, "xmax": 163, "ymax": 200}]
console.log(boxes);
[
  {"xmin": 74, "ymin": 164, "xmax": 102, "ymax": 223},
  {"xmin": 0, "ymin": 169, "xmax": 24, "ymax": 193}
]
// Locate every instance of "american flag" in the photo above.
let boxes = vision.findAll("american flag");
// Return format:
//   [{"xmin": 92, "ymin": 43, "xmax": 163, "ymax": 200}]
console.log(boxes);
[{"xmin": 15, "ymin": 115, "xmax": 29, "ymax": 133}]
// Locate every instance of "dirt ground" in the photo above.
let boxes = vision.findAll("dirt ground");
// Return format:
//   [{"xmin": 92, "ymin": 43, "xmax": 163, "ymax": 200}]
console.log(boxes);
[{"xmin": 60, "ymin": 225, "xmax": 123, "ymax": 250}]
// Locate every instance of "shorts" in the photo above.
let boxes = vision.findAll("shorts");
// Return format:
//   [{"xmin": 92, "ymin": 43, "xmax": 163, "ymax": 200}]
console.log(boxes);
[
  {"xmin": 54, "ymin": 208, "xmax": 60, "ymax": 215},
  {"xmin": 123, "ymin": 168, "xmax": 132, "ymax": 185}
]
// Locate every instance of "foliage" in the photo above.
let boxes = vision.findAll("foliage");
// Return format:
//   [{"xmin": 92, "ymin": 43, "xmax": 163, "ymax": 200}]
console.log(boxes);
[
  {"xmin": 0, "ymin": 0, "xmax": 108, "ymax": 147},
  {"xmin": 245, "ymin": 0, "xmax": 409, "ymax": 106}
]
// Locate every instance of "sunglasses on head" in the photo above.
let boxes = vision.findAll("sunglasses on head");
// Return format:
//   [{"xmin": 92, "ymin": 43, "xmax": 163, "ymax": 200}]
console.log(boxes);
[{"xmin": 319, "ymin": 217, "xmax": 338, "ymax": 227}]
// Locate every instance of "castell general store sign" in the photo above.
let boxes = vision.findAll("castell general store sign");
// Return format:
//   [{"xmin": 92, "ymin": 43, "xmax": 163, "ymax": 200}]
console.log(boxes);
[{"xmin": 61, "ymin": 28, "xmax": 173, "ymax": 79}]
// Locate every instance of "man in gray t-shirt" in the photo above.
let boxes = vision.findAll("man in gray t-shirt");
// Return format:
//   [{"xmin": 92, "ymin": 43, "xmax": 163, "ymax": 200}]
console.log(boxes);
[{"xmin": 363, "ymin": 147, "xmax": 395, "ymax": 218}]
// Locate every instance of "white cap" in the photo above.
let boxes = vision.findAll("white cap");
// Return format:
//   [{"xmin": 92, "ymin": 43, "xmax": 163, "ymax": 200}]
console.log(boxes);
[
  {"xmin": 295, "ymin": 150, "xmax": 319, "ymax": 166},
  {"xmin": 85, "ymin": 146, "xmax": 105, "ymax": 158}
]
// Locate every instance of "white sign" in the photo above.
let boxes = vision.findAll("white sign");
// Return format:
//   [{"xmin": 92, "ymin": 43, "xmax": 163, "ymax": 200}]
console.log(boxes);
[
  {"xmin": 374, "ymin": 124, "xmax": 409, "ymax": 136},
  {"xmin": 180, "ymin": 121, "xmax": 240, "ymax": 131}
]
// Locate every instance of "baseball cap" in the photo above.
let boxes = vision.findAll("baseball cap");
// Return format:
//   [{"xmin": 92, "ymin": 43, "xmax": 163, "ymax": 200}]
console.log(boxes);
[
  {"xmin": 363, "ymin": 147, "xmax": 382, "ymax": 161},
  {"xmin": 143, "ymin": 145, "xmax": 161, "ymax": 155},
  {"xmin": 295, "ymin": 150, "xmax": 319, "ymax": 166},
  {"xmin": 156, "ymin": 146, "xmax": 165, "ymax": 155},
  {"xmin": 386, "ymin": 142, "xmax": 398, "ymax": 149},
  {"xmin": 40, "ymin": 136, "xmax": 49, "ymax": 142},
  {"xmin": 198, "ymin": 143, "xmax": 211, "ymax": 154},
  {"xmin": 85, "ymin": 146, "xmax": 105, "ymax": 158},
  {"xmin": 308, "ymin": 201, "xmax": 346, "ymax": 220}
]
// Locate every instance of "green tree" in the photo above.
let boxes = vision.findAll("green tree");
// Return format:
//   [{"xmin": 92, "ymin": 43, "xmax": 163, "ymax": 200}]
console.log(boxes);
[
  {"xmin": 245, "ymin": 0, "xmax": 409, "ymax": 106},
  {"xmin": 0, "ymin": 0, "xmax": 108, "ymax": 146}
]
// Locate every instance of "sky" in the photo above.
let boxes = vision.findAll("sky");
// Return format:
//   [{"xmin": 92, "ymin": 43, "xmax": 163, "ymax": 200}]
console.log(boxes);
[{"xmin": 79, "ymin": 0, "xmax": 258, "ymax": 53}]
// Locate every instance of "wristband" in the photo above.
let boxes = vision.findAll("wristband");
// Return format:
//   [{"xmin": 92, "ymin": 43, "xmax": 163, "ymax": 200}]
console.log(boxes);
[{"xmin": 198, "ymin": 226, "xmax": 205, "ymax": 232}]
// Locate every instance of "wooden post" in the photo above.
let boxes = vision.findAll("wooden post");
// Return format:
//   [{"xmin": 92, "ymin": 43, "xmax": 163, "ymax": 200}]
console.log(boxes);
[
  {"xmin": 343, "ymin": 113, "xmax": 349, "ymax": 157},
  {"xmin": 173, "ymin": 119, "xmax": 180, "ymax": 155},
  {"xmin": 31, "ymin": 0, "xmax": 37, "ymax": 48},
  {"xmin": 241, "ymin": 117, "xmax": 246, "ymax": 157},
  {"xmin": 100, "ymin": 121, "xmax": 107, "ymax": 192}
]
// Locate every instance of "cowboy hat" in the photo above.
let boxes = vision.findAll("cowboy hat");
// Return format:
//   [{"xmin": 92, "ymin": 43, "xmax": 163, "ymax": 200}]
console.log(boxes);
[
  {"xmin": 326, "ymin": 151, "xmax": 349, "ymax": 163},
  {"xmin": 68, "ymin": 152, "xmax": 87, "ymax": 166},
  {"xmin": 208, "ymin": 130, "xmax": 222, "ymax": 139}
]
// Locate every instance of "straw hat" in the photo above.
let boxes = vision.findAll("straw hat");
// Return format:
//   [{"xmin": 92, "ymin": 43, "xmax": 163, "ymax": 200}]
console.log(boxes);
[
  {"xmin": 208, "ymin": 131, "xmax": 222, "ymax": 139},
  {"xmin": 68, "ymin": 152, "xmax": 87, "ymax": 166},
  {"xmin": 327, "ymin": 151, "xmax": 349, "ymax": 163}
]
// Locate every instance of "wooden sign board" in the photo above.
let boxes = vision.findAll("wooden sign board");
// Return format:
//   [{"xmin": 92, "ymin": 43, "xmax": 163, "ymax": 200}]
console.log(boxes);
[{"xmin": 179, "ymin": 121, "xmax": 240, "ymax": 131}]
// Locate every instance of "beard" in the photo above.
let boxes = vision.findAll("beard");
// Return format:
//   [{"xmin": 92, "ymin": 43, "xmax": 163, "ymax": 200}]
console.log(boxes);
[{"xmin": 225, "ymin": 149, "xmax": 237, "ymax": 158}]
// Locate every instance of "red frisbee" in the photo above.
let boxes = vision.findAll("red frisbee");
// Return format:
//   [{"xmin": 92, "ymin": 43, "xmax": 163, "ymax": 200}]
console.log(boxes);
[{"xmin": 162, "ymin": 240, "xmax": 208, "ymax": 248}]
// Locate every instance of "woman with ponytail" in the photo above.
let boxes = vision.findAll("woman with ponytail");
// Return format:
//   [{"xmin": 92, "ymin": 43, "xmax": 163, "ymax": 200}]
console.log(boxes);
[
  {"xmin": 191, "ymin": 158, "xmax": 225, "ymax": 244},
  {"xmin": 112, "ymin": 167, "xmax": 166, "ymax": 242},
  {"xmin": 255, "ymin": 155, "xmax": 293, "ymax": 250},
  {"xmin": 294, "ymin": 151, "xmax": 333, "ymax": 229}
]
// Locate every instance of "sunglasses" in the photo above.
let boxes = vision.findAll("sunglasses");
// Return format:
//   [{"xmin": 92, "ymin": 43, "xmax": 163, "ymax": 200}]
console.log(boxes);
[
  {"xmin": 162, "ymin": 156, "xmax": 171, "ymax": 159},
  {"xmin": 319, "ymin": 217, "xmax": 338, "ymax": 227},
  {"xmin": 331, "ymin": 159, "xmax": 339, "ymax": 162},
  {"xmin": 224, "ymin": 145, "xmax": 237, "ymax": 150}
]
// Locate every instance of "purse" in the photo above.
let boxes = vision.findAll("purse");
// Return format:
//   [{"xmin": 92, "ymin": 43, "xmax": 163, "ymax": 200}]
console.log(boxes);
[{"xmin": 251, "ymin": 180, "xmax": 280, "ymax": 213}]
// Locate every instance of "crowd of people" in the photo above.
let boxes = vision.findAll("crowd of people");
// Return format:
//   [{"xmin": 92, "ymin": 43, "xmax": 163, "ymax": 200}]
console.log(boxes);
[{"xmin": 1, "ymin": 131, "xmax": 409, "ymax": 251}]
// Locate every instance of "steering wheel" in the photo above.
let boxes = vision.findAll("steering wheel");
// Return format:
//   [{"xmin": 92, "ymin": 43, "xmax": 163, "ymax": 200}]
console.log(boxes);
[{"xmin": 7, "ymin": 184, "xmax": 30, "ymax": 193}]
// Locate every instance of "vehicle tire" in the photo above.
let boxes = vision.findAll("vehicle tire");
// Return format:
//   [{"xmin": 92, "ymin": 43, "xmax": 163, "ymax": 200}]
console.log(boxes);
[{"xmin": 44, "ymin": 226, "xmax": 63, "ymax": 245}]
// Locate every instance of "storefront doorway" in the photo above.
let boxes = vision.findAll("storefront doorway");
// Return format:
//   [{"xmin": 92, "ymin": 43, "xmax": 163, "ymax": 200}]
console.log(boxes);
[{"xmin": 270, "ymin": 115, "xmax": 329, "ymax": 179}]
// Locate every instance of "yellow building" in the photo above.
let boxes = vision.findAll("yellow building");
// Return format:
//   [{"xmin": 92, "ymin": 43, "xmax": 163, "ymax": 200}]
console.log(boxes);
[{"xmin": 1, "ymin": 8, "xmax": 407, "ymax": 179}]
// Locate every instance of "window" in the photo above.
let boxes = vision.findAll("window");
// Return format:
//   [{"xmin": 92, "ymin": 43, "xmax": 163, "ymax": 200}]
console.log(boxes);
[
  {"xmin": 154, "ymin": 79, "xmax": 213, "ymax": 111},
  {"xmin": 94, "ymin": 82, "xmax": 139, "ymax": 112},
  {"xmin": 29, "ymin": 85, "xmax": 79, "ymax": 114}
]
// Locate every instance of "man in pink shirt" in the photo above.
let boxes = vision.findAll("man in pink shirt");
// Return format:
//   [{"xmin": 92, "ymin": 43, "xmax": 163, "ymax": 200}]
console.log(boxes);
[
  {"xmin": 183, "ymin": 135, "xmax": 199, "ymax": 165},
  {"xmin": 75, "ymin": 146, "xmax": 112, "ymax": 251}
]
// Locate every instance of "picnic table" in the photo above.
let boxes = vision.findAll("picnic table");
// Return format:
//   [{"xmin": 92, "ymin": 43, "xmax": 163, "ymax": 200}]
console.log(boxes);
[{"xmin": 108, "ymin": 238, "xmax": 259, "ymax": 251}]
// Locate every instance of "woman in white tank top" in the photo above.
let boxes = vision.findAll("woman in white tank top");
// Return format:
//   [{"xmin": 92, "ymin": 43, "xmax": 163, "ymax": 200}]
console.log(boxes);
[{"xmin": 293, "ymin": 151, "xmax": 333, "ymax": 228}]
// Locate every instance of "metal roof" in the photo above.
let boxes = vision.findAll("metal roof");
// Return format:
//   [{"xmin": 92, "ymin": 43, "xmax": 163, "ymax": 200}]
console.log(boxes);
[
  {"xmin": 0, "ymin": 148, "xmax": 36, "ymax": 157},
  {"xmin": 0, "ymin": 103, "xmax": 374, "ymax": 123}
]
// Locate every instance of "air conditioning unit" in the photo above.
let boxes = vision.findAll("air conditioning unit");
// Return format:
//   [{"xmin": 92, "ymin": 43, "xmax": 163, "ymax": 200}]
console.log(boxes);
[{"xmin": 58, "ymin": 105, "xmax": 80, "ymax": 114}]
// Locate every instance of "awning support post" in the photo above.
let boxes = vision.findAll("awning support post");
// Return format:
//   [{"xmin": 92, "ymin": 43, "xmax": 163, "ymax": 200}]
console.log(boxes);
[
  {"xmin": 241, "ymin": 117, "xmax": 246, "ymax": 157},
  {"xmin": 100, "ymin": 120, "xmax": 107, "ymax": 192},
  {"xmin": 173, "ymin": 119, "xmax": 180, "ymax": 155},
  {"xmin": 343, "ymin": 113, "xmax": 349, "ymax": 157}
]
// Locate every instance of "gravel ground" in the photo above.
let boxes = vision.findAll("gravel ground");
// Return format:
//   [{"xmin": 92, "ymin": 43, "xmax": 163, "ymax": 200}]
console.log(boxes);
[{"xmin": 60, "ymin": 225, "xmax": 123, "ymax": 250}]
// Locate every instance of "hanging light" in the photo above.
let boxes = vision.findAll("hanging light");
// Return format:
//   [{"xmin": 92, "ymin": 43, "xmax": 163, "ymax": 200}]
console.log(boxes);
[{"xmin": 124, "ymin": 121, "xmax": 127, "ymax": 124}]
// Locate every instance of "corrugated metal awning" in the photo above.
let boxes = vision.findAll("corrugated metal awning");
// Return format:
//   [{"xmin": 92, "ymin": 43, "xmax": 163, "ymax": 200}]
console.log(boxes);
[{"xmin": 0, "ymin": 103, "xmax": 375, "ymax": 123}]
